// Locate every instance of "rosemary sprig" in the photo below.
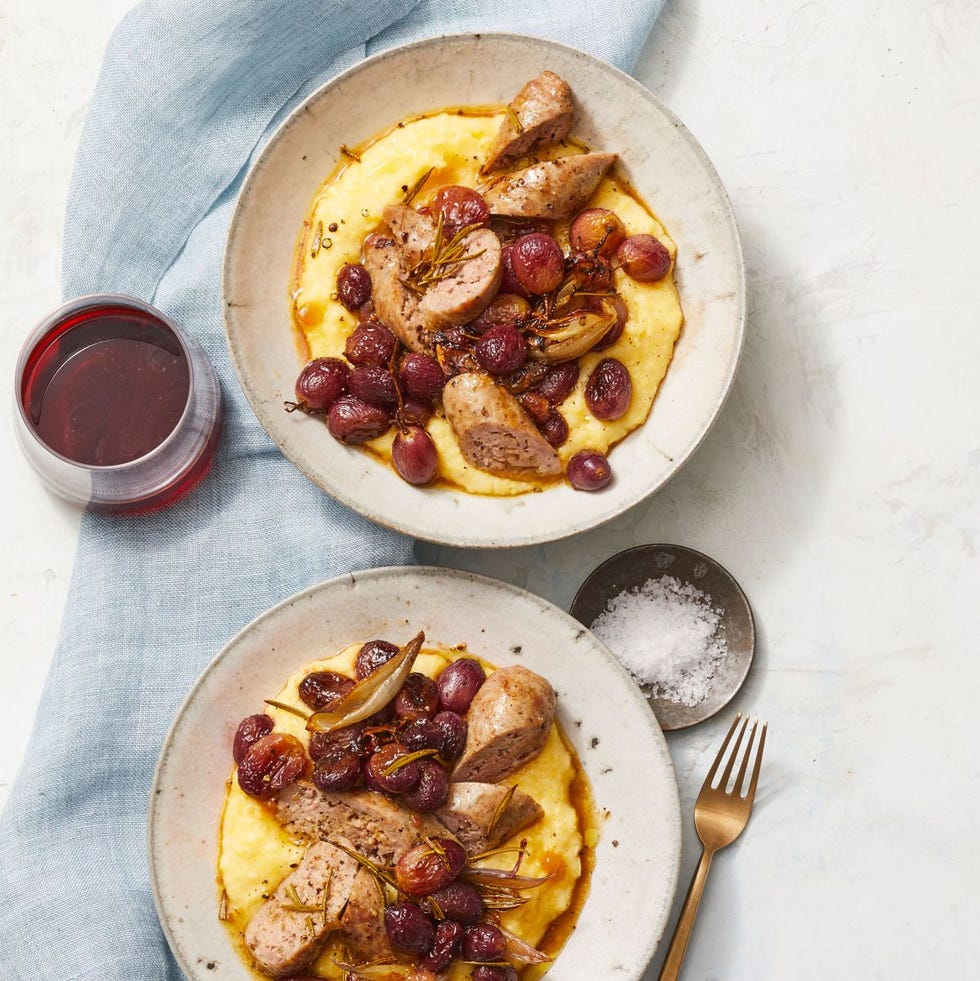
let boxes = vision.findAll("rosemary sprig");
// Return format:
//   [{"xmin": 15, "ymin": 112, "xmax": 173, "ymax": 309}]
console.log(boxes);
[
  {"xmin": 381, "ymin": 748, "xmax": 439, "ymax": 776},
  {"xmin": 327, "ymin": 839, "xmax": 398, "ymax": 890},
  {"xmin": 506, "ymin": 105, "xmax": 525, "ymax": 133},
  {"xmin": 264, "ymin": 699, "xmax": 310, "ymax": 720},
  {"xmin": 281, "ymin": 884, "xmax": 324, "ymax": 914},
  {"xmin": 402, "ymin": 166, "xmax": 434, "ymax": 205},
  {"xmin": 408, "ymin": 217, "xmax": 487, "ymax": 291},
  {"xmin": 487, "ymin": 785, "xmax": 517, "ymax": 837}
]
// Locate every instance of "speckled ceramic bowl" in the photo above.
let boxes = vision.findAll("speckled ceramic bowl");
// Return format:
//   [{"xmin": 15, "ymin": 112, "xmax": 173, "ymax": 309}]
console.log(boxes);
[
  {"xmin": 148, "ymin": 566, "xmax": 681, "ymax": 980},
  {"xmin": 223, "ymin": 33, "xmax": 744, "ymax": 548}
]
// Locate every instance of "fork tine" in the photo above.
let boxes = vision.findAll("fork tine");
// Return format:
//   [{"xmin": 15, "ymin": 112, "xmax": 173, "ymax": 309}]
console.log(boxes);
[
  {"xmin": 702, "ymin": 713, "xmax": 742, "ymax": 791},
  {"xmin": 732, "ymin": 718, "xmax": 758, "ymax": 796},
  {"xmin": 716, "ymin": 714, "xmax": 750, "ymax": 791},
  {"xmin": 744, "ymin": 721, "xmax": 768, "ymax": 803}
]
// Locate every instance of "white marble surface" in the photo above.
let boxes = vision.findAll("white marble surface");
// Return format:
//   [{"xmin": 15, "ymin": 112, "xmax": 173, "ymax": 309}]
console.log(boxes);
[{"xmin": 2, "ymin": 1, "xmax": 979, "ymax": 978}]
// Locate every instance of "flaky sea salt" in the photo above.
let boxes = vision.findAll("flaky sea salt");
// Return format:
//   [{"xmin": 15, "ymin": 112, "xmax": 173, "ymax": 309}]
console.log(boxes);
[{"xmin": 590, "ymin": 575, "xmax": 727, "ymax": 706}]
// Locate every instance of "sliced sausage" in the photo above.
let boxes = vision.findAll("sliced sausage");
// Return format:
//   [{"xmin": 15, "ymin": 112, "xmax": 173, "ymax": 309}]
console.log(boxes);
[
  {"xmin": 436, "ymin": 782, "xmax": 544, "ymax": 855},
  {"xmin": 483, "ymin": 71, "xmax": 575, "ymax": 173},
  {"xmin": 442, "ymin": 372, "xmax": 561, "ymax": 480},
  {"xmin": 483, "ymin": 152, "xmax": 616, "ymax": 219},
  {"xmin": 276, "ymin": 781, "xmax": 454, "ymax": 864},
  {"xmin": 383, "ymin": 203, "xmax": 436, "ymax": 266},
  {"xmin": 453, "ymin": 666, "xmax": 557, "ymax": 783},
  {"xmin": 244, "ymin": 838, "xmax": 359, "ymax": 977},
  {"xmin": 339, "ymin": 866, "xmax": 396, "ymax": 962},
  {"xmin": 420, "ymin": 226, "xmax": 502, "ymax": 328},
  {"xmin": 362, "ymin": 233, "xmax": 432, "ymax": 353}
]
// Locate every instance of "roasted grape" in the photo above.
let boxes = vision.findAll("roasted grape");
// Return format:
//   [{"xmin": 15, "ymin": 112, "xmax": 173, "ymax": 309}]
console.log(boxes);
[
  {"xmin": 617, "ymin": 233, "xmax": 672, "ymax": 282},
  {"xmin": 500, "ymin": 244, "xmax": 531, "ymax": 299},
  {"xmin": 567, "ymin": 250, "xmax": 614, "ymax": 291},
  {"xmin": 422, "ymin": 919, "xmax": 464, "ymax": 974},
  {"xmin": 399, "ymin": 353, "xmax": 445, "ymax": 402},
  {"xmin": 592, "ymin": 294, "xmax": 628, "ymax": 351},
  {"xmin": 394, "ymin": 672, "xmax": 441, "ymax": 721},
  {"xmin": 396, "ymin": 838, "xmax": 467, "ymax": 896},
  {"xmin": 432, "ymin": 711, "xmax": 467, "ymax": 761},
  {"xmin": 475, "ymin": 324, "xmax": 527, "ymax": 376},
  {"xmin": 336, "ymin": 263, "xmax": 373, "ymax": 311},
  {"xmin": 517, "ymin": 390, "xmax": 550, "ymax": 426},
  {"xmin": 308, "ymin": 722, "xmax": 365, "ymax": 760},
  {"xmin": 384, "ymin": 902, "xmax": 436, "ymax": 954},
  {"xmin": 434, "ymin": 185, "xmax": 490, "ymax": 237},
  {"xmin": 462, "ymin": 923, "xmax": 507, "ymax": 962},
  {"xmin": 365, "ymin": 742, "xmax": 423, "ymax": 794},
  {"xmin": 348, "ymin": 365, "xmax": 399, "ymax": 408},
  {"xmin": 294, "ymin": 358, "xmax": 349, "ymax": 412},
  {"xmin": 298, "ymin": 670, "xmax": 355, "ymax": 711},
  {"xmin": 585, "ymin": 358, "xmax": 632, "ymax": 421},
  {"xmin": 437, "ymin": 658, "xmax": 486, "ymax": 713},
  {"xmin": 355, "ymin": 639, "xmax": 400, "ymax": 680},
  {"xmin": 237, "ymin": 733, "xmax": 306, "ymax": 799},
  {"xmin": 503, "ymin": 360, "xmax": 549, "ymax": 395},
  {"xmin": 392, "ymin": 427, "xmax": 439, "ymax": 486},
  {"xmin": 471, "ymin": 294, "xmax": 531, "ymax": 335},
  {"xmin": 233, "ymin": 713, "xmax": 274, "ymax": 765},
  {"xmin": 401, "ymin": 718, "xmax": 444, "ymax": 753},
  {"xmin": 510, "ymin": 232, "xmax": 564, "ymax": 295},
  {"xmin": 567, "ymin": 449, "xmax": 613, "ymax": 491},
  {"xmin": 538, "ymin": 409, "xmax": 569, "ymax": 448},
  {"xmin": 534, "ymin": 362, "xmax": 580, "ymax": 405},
  {"xmin": 471, "ymin": 966, "xmax": 518, "ymax": 981},
  {"xmin": 428, "ymin": 881, "xmax": 485, "ymax": 925},
  {"xmin": 343, "ymin": 321, "xmax": 398, "ymax": 368},
  {"xmin": 570, "ymin": 207, "xmax": 627, "ymax": 257},
  {"xmin": 312, "ymin": 743, "xmax": 361, "ymax": 793},
  {"xmin": 402, "ymin": 758, "xmax": 449, "ymax": 812},
  {"xmin": 326, "ymin": 395, "xmax": 391, "ymax": 444},
  {"xmin": 398, "ymin": 397, "xmax": 434, "ymax": 427}
]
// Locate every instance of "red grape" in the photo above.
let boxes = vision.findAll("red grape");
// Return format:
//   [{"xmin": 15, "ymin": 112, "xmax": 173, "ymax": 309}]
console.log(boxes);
[
  {"xmin": 422, "ymin": 919, "xmax": 464, "ymax": 974},
  {"xmin": 475, "ymin": 325, "xmax": 527, "ymax": 375},
  {"xmin": 294, "ymin": 358, "xmax": 349, "ymax": 411},
  {"xmin": 402, "ymin": 759, "xmax": 449, "ymax": 812},
  {"xmin": 312, "ymin": 744, "xmax": 361, "ymax": 793},
  {"xmin": 472, "ymin": 967, "xmax": 518, "ymax": 981},
  {"xmin": 398, "ymin": 397, "xmax": 433, "ymax": 427},
  {"xmin": 517, "ymin": 391, "xmax": 550, "ymax": 426},
  {"xmin": 585, "ymin": 358, "xmax": 632, "ymax": 421},
  {"xmin": 392, "ymin": 426, "xmax": 439, "ymax": 485},
  {"xmin": 437, "ymin": 658, "xmax": 486, "ymax": 713},
  {"xmin": 396, "ymin": 838, "xmax": 467, "ymax": 895},
  {"xmin": 233, "ymin": 714, "xmax": 274, "ymax": 765},
  {"xmin": 337, "ymin": 263, "xmax": 372, "ymax": 311},
  {"xmin": 428, "ymin": 881, "xmax": 485, "ymax": 925},
  {"xmin": 567, "ymin": 450, "xmax": 612, "ymax": 491},
  {"xmin": 365, "ymin": 742, "xmax": 423, "ymax": 794},
  {"xmin": 384, "ymin": 902, "xmax": 436, "ymax": 954},
  {"xmin": 471, "ymin": 294, "xmax": 531, "ymax": 335},
  {"xmin": 349, "ymin": 365, "xmax": 399, "ymax": 408},
  {"xmin": 237, "ymin": 733, "xmax": 306, "ymax": 799},
  {"xmin": 569, "ymin": 208, "xmax": 626, "ymax": 257},
  {"xmin": 394, "ymin": 672, "xmax": 440, "ymax": 721},
  {"xmin": 344, "ymin": 321, "xmax": 398, "ymax": 368},
  {"xmin": 462, "ymin": 923, "xmax": 507, "ymax": 962},
  {"xmin": 500, "ymin": 244, "xmax": 531, "ymax": 299},
  {"xmin": 434, "ymin": 185, "xmax": 490, "ymax": 237},
  {"xmin": 510, "ymin": 232, "xmax": 564, "ymax": 295},
  {"xmin": 399, "ymin": 353, "xmax": 445, "ymax": 402},
  {"xmin": 298, "ymin": 671, "xmax": 355, "ymax": 711},
  {"xmin": 534, "ymin": 362, "xmax": 580, "ymax": 404},
  {"xmin": 355, "ymin": 639, "xmax": 400, "ymax": 679},
  {"xmin": 401, "ymin": 718, "xmax": 444, "ymax": 753},
  {"xmin": 617, "ymin": 234, "xmax": 672, "ymax": 282},
  {"xmin": 326, "ymin": 396, "xmax": 391, "ymax": 444},
  {"xmin": 538, "ymin": 409, "xmax": 569, "ymax": 448},
  {"xmin": 432, "ymin": 711, "xmax": 467, "ymax": 761},
  {"xmin": 309, "ymin": 722, "xmax": 365, "ymax": 760}
]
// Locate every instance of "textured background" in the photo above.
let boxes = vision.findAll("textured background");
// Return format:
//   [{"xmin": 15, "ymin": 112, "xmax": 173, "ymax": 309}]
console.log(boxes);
[{"xmin": 3, "ymin": 1, "xmax": 980, "ymax": 977}]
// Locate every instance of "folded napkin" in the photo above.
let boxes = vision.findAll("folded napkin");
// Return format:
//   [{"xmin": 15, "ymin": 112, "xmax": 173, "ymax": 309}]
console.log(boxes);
[{"xmin": 0, "ymin": 1, "xmax": 663, "ymax": 976}]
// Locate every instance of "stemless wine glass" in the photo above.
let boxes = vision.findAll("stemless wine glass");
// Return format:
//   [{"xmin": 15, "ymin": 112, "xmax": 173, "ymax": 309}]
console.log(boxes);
[{"xmin": 14, "ymin": 294, "xmax": 223, "ymax": 514}]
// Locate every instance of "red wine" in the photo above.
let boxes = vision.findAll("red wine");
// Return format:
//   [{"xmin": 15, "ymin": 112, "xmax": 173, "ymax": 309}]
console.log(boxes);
[{"xmin": 22, "ymin": 306, "xmax": 190, "ymax": 466}]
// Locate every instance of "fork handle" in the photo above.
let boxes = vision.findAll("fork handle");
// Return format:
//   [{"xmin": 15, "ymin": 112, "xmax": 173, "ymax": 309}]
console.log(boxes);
[{"xmin": 657, "ymin": 846, "xmax": 716, "ymax": 981}]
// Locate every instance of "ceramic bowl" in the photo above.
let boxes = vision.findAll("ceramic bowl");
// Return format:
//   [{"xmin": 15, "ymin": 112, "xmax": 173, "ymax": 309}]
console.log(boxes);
[
  {"xmin": 223, "ymin": 34, "xmax": 744, "ymax": 547},
  {"xmin": 148, "ymin": 567, "xmax": 681, "ymax": 980}
]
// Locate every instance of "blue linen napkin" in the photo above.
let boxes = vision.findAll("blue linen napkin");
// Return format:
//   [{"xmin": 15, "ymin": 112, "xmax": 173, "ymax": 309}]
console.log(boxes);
[{"xmin": 0, "ymin": 1, "xmax": 663, "ymax": 976}]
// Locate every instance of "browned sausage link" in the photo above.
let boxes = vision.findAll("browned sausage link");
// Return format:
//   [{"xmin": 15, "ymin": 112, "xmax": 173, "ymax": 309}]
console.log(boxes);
[
  {"xmin": 436, "ymin": 781, "xmax": 544, "ymax": 855},
  {"xmin": 483, "ymin": 152, "xmax": 616, "ymax": 220},
  {"xmin": 483, "ymin": 71, "xmax": 575, "ymax": 173},
  {"xmin": 361, "ymin": 234, "xmax": 432, "ymax": 354},
  {"xmin": 442, "ymin": 373, "xmax": 561, "ymax": 480},
  {"xmin": 453, "ymin": 666, "xmax": 557, "ymax": 783}
]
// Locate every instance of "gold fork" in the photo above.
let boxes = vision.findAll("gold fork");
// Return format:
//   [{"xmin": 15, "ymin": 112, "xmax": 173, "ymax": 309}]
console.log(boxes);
[{"xmin": 658, "ymin": 713, "xmax": 768, "ymax": 981}]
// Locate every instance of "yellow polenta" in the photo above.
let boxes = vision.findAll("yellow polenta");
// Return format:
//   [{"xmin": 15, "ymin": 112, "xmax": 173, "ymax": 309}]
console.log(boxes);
[
  {"xmin": 218, "ymin": 643, "xmax": 593, "ymax": 980},
  {"xmin": 291, "ymin": 109, "xmax": 683, "ymax": 495}
]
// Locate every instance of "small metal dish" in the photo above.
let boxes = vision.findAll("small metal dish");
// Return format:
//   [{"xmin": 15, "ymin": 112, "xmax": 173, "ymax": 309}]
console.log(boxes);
[{"xmin": 570, "ymin": 544, "xmax": 756, "ymax": 730}]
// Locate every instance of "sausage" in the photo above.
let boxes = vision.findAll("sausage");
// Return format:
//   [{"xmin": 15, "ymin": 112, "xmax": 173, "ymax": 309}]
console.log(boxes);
[
  {"xmin": 483, "ymin": 71, "xmax": 575, "ymax": 173},
  {"xmin": 442, "ymin": 372, "xmax": 561, "ymax": 480},
  {"xmin": 436, "ymin": 782, "xmax": 544, "ymax": 854},
  {"xmin": 483, "ymin": 152, "xmax": 616, "ymax": 219},
  {"xmin": 339, "ymin": 866, "xmax": 396, "ymax": 962},
  {"xmin": 243, "ymin": 838, "xmax": 359, "ymax": 977},
  {"xmin": 383, "ymin": 203, "xmax": 436, "ymax": 266},
  {"xmin": 453, "ymin": 666, "xmax": 557, "ymax": 783},
  {"xmin": 420, "ymin": 226, "xmax": 502, "ymax": 328},
  {"xmin": 276, "ymin": 781, "xmax": 454, "ymax": 863},
  {"xmin": 362, "ymin": 233, "xmax": 432, "ymax": 353}
]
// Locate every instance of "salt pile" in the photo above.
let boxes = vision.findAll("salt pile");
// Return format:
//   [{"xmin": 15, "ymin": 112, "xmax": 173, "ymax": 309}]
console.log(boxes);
[{"xmin": 590, "ymin": 575, "xmax": 727, "ymax": 706}]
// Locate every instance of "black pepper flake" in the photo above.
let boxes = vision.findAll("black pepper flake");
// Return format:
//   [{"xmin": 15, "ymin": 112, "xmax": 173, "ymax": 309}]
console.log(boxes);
[
  {"xmin": 590, "ymin": 737, "xmax": 599, "ymax": 748},
  {"xmin": 510, "ymin": 644, "xmax": 522, "ymax": 655},
  {"xmin": 612, "ymin": 840, "xmax": 620, "ymax": 848}
]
